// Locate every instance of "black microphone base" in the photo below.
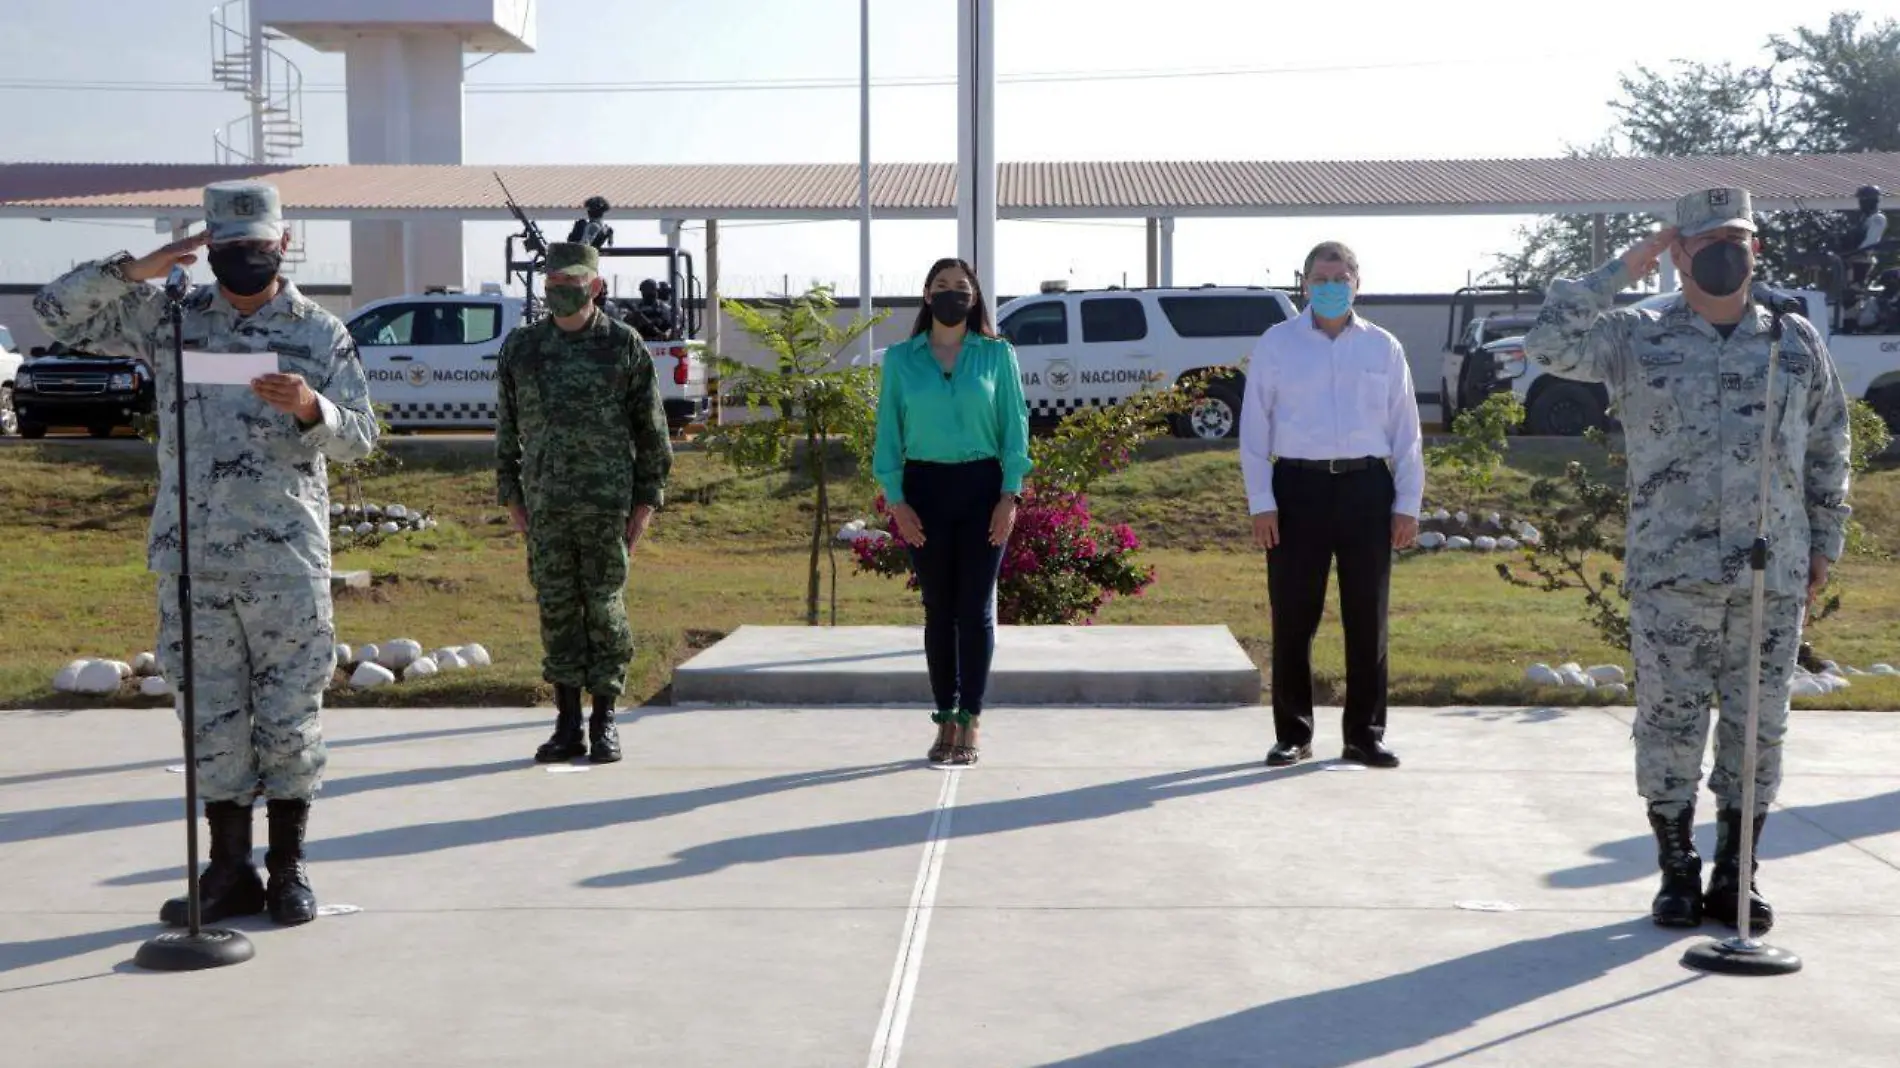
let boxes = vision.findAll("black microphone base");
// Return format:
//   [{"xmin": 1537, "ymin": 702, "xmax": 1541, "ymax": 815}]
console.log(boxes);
[
  {"xmin": 1681, "ymin": 936, "xmax": 1802, "ymax": 976},
  {"xmin": 133, "ymin": 927, "xmax": 255, "ymax": 972}
]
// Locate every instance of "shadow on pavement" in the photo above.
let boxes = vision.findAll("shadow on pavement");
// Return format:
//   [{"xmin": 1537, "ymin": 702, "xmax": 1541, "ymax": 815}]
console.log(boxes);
[
  {"xmin": 1033, "ymin": 919, "xmax": 1697, "ymax": 1068},
  {"xmin": 580, "ymin": 761, "xmax": 1321, "ymax": 889}
]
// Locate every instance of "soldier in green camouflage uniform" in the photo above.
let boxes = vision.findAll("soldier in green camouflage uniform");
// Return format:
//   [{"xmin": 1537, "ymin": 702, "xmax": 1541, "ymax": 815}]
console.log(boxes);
[
  {"xmin": 1525, "ymin": 187, "xmax": 1852, "ymax": 934},
  {"xmin": 497, "ymin": 242, "xmax": 672, "ymax": 764},
  {"xmin": 35, "ymin": 180, "xmax": 379, "ymax": 928}
]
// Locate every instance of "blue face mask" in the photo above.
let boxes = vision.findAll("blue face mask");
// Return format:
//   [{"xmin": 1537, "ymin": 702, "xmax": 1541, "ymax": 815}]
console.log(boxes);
[{"xmin": 1308, "ymin": 280, "xmax": 1353, "ymax": 319}]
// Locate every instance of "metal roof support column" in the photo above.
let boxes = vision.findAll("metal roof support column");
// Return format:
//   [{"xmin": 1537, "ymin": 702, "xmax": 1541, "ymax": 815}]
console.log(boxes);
[
  {"xmin": 1160, "ymin": 216, "xmax": 1175, "ymax": 288},
  {"xmin": 706, "ymin": 218, "xmax": 722, "ymax": 424},
  {"xmin": 1146, "ymin": 217, "xmax": 1159, "ymax": 287}
]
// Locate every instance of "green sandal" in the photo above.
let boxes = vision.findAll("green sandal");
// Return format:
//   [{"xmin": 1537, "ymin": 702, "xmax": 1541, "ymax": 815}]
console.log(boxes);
[
  {"xmin": 927, "ymin": 710, "xmax": 958, "ymax": 763},
  {"xmin": 950, "ymin": 710, "xmax": 979, "ymax": 766}
]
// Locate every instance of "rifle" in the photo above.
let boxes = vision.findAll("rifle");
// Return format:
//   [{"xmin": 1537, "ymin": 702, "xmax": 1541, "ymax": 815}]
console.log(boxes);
[{"xmin": 494, "ymin": 171, "xmax": 548, "ymax": 257}]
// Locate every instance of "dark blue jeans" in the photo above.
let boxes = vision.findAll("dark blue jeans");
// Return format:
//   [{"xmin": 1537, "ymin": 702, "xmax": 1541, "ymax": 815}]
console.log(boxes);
[{"xmin": 903, "ymin": 459, "xmax": 1007, "ymax": 717}]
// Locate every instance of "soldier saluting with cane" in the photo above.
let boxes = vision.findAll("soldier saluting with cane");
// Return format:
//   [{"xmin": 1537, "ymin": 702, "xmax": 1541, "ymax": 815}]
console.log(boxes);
[
  {"xmin": 34, "ymin": 181, "xmax": 378, "ymax": 931},
  {"xmin": 1525, "ymin": 188, "xmax": 1852, "ymax": 939}
]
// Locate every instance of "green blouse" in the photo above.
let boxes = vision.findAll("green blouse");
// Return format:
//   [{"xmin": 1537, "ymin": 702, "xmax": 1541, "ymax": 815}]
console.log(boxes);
[{"xmin": 872, "ymin": 331, "xmax": 1033, "ymax": 505}]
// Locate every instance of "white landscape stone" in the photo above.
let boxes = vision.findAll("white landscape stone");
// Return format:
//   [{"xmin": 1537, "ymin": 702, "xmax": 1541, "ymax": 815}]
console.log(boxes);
[
  {"xmin": 379, "ymin": 639, "xmax": 423, "ymax": 670},
  {"xmin": 1586, "ymin": 664, "xmax": 1627, "ymax": 685},
  {"xmin": 353, "ymin": 522, "xmax": 374, "ymax": 536},
  {"xmin": 1872, "ymin": 664, "xmax": 1899, "ymax": 676},
  {"xmin": 388, "ymin": 504, "xmax": 409, "ymax": 520},
  {"xmin": 1487, "ymin": 512, "xmax": 1502, "ymax": 527},
  {"xmin": 108, "ymin": 660, "xmax": 133, "ymax": 679},
  {"xmin": 132, "ymin": 652, "xmax": 159, "ymax": 676},
  {"xmin": 1473, "ymin": 536, "xmax": 1498, "ymax": 551},
  {"xmin": 329, "ymin": 502, "xmax": 345, "ymax": 516},
  {"xmin": 357, "ymin": 643, "xmax": 380, "ymax": 669},
  {"xmin": 1790, "ymin": 675, "xmax": 1827, "ymax": 697},
  {"xmin": 1559, "ymin": 662, "xmax": 1583, "ymax": 674},
  {"xmin": 1599, "ymin": 683, "xmax": 1630, "ymax": 700},
  {"xmin": 1432, "ymin": 508, "xmax": 1450, "ymax": 521},
  {"xmin": 460, "ymin": 643, "xmax": 492, "ymax": 668},
  {"xmin": 350, "ymin": 662, "xmax": 396, "ymax": 688},
  {"xmin": 74, "ymin": 660, "xmax": 124, "ymax": 694},
  {"xmin": 1414, "ymin": 531, "xmax": 1446, "ymax": 549},
  {"xmin": 1454, "ymin": 510, "xmax": 1469, "ymax": 524},
  {"xmin": 139, "ymin": 675, "xmax": 172, "ymax": 697},
  {"xmin": 1844, "ymin": 666, "xmax": 1868, "ymax": 675},
  {"xmin": 404, "ymin": 657, "xmax": 440, "ymax": 680},
  {"xmin": 1824, "ymin": 673, "xmax": 1851, "ymax": 690},
  {"xmin": 53, "ymin": 659, "xmax": 90, "ymax": 692},
  {"xmin": 1557, "ymin": 668, "xmax": 1592, "ymax": 689},
  {"xmin": 1525, "ymin": 663, "xmax": 1564, "ymax": 686},
  {"xmin": 1496, "ymin": 537, "xmax": 1520, "ymax": 551},
  {"xmin": 1445, "ymin": 536, "xmax": 1472, "ymax": 550},
  {"xmin": 364, "ymin": 503, "xmax": 382, "ymax": 517},
  {"xmin": 335, "ymin": 642, "xmax": 353, "ymax": 667},
  {"xmin": 378, "ymin": 521, "xmax": 401, "ymax": 535},
  {"xmin": 435, "ymin": 649, "xmax": 468, "ymax": 670}
]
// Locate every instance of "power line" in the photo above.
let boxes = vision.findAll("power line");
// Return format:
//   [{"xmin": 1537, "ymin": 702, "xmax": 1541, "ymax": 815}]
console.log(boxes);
[{"xmin": 0, "ymin": 52, "xmax": 1608, "ymax": 97}]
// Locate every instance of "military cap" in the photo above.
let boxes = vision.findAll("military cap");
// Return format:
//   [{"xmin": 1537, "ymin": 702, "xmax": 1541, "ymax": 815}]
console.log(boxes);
[
  {"xmin": 202, "ymin": 180, "xmax": 284, "ymax": 244},
  {"xmin": 1674, "ymin": 187, "xmax": 1756, "ymax": 238},
  {"xmin": 546, "ymin": 242, "xmax": 600, "ymax": 279}
]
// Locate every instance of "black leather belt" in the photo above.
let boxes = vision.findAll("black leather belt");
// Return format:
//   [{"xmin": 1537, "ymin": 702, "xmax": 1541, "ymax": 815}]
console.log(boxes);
[{"xmin": 1277, "ymin": 456, "xmax": 1382, "ymax": 473}]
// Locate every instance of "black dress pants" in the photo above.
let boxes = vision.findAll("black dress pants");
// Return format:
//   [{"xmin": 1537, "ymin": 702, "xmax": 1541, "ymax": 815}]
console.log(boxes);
[
  {"xmin": 903, "ymin": 459, "xmax": 1007, "ymax": 717},
  {"xmin": 1266, "ymin": 460, "xmax": 1395, "ymax": 748}
]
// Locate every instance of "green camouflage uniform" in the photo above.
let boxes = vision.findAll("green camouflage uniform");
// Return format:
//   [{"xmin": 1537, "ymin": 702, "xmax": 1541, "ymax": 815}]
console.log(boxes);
[
  {"xmin": 1523, "ymin": 188, "xmax": 1852, "ymax": 819},
  {"xmin": 496, "ymin": 244, "xmax": 672, "ymax": 698},
  {"xmin": 33, "ymin": 181, "xmax": 378, "ymax": 804}
]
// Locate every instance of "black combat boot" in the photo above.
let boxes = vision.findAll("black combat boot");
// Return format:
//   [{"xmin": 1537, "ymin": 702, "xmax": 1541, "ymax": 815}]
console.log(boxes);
[
  {"xmin": 264, "ymin": 799, "xmax": 318, "ymax": 926},
  {"xmin": 1646, "ymin": 802, "xmax": 1703, "ymax": 928},
  {"xmin": 159, "ymin": 800, "xmax": 266, "ymax": 927},
  {"xmin": 588, "ymin": 693, "xmax": 623, "ymax": 764},
  {"xmin": 1705, "ymin": 808, "xmax": 1775, "ymax": 933},
  {"xmin": 535, "ymin": 684, "xmax": 588, "ymax": 762}
]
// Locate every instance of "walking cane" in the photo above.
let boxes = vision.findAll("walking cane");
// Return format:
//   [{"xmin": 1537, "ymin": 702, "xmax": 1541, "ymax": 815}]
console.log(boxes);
[
  {"xmin": 133, "ymin": 265, "xmax": 255, "ymax": 971},
  {"xmin": 1681, "ymin": 301, "xmax": 1802, "ymax": 977}
]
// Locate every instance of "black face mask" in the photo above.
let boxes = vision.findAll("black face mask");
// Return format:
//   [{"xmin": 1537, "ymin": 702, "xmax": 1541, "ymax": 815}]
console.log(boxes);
[
  {"xmin": 929, "ymin": 290, "xmax": 974, "ymax": 328},
  {"xmin": 1688, "ymin": 240, "xmax": 1751, "ymax": 298},
  {"xmin": 207, "ymin": 244, "xmax": 283, "ymax": 296}
]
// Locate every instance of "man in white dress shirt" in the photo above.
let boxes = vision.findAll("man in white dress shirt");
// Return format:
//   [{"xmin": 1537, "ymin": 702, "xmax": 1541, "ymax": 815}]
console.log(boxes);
[{"xmin": 1239, "ymin": 241, "xmax": 1425, "ymax": 768}]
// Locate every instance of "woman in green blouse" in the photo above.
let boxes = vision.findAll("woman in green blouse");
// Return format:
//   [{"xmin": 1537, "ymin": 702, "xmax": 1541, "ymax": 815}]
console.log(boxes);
[{"xmin": 873, "ymin": 257, "xmax": 1033, "ymax": 766}]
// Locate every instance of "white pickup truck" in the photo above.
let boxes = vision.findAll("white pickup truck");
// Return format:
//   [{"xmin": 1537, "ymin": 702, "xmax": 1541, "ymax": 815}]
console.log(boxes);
[
  {"xmin": 0, "ymin": 323, "xmax": 20, "ymax": 436},
  {"xmin": 342, "ymin": 287, "xmax": 709, "ymax": 433}
]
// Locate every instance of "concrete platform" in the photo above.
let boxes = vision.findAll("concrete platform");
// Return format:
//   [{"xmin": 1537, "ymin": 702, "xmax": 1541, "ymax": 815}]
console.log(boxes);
[
  {"xmin": 4, "ymin": 702, "xmax": 1899, "ymax": 1067},
  {"xmin": 670, "ymin": 624, "xmax": 1262, "ymax": 706}
]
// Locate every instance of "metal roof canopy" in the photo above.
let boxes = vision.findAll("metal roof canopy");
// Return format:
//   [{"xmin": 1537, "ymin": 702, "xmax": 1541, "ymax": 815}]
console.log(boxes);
[{"xmin": 1, "ymin": 155, "xmax": 1896, "ymax": 223}]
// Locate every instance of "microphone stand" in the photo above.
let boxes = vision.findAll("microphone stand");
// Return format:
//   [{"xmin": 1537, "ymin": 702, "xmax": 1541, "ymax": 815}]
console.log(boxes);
[
  {"xmin": 134, "ymin": 268, "xmax": 255, "ymax": 971},
  {"xmin": 1682, "ymin": 296, "xmax": 1802, "ymax": 977}
]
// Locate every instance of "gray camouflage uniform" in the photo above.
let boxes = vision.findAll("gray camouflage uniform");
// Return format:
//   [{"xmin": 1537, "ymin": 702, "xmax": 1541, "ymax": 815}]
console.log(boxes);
[
  {"xmin": 1524, "ymin": 190, "xmax": 1852, "ymax": 819},
  {"xmin": 33, "ymin": 183, "xmax": 378, "ymax": 805}
]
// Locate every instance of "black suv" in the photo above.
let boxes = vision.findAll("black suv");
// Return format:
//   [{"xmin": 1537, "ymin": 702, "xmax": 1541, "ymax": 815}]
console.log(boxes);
[{"xmin": 13, "ymin": 343, "xmax": 155, "ymax": 439}]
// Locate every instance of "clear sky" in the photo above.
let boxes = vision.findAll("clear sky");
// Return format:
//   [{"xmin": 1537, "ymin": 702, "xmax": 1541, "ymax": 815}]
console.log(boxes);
[{"xmin": 1, "ymin": 0, "xmax": 1894, "ymax": 298}]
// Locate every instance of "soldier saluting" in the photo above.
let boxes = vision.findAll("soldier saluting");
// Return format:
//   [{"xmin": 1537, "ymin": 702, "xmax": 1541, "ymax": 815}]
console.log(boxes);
[
  {"xmin": 34, "ymin": 180, "xmax": 379, "ymax": 928},
  {"xmin": 496, "ymin": 242, "xmax": 673, "ymax": 764},
  {"xmin": 1525, "ymin": 187, "xmax": 1852, "ymax": 935}
]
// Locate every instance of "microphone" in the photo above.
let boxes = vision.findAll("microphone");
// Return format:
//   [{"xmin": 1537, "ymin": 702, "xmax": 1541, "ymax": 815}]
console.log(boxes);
[
  {"xmin": 165, "ymin": 264, "xmax": 191, "ymax": 302},
  {"xmin": 1752, "ymin": 283, "xmax": 1806, "ymax": 317}
]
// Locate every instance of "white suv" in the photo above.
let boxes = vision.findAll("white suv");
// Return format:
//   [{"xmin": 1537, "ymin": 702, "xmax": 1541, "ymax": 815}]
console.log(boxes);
[
  {"xmin": 0, "ymin": 325, "xmax": 22, "ymax": 437},
  {"xmin": 994, "ymin": 284, "xmax": 1298, "ymax": 438}
]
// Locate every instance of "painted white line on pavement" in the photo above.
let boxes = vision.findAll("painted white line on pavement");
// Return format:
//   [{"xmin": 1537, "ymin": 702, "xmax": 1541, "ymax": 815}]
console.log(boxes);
[{"xmin": 866, "ymin": 768, "xmax": 960, "ymax": 1068}]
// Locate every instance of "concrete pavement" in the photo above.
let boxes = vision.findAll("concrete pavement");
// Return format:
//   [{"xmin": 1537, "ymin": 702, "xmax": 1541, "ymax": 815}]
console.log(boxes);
[{"xmin": 3, "ymin": 702, "xmax": 1897, "ymax": 1067}]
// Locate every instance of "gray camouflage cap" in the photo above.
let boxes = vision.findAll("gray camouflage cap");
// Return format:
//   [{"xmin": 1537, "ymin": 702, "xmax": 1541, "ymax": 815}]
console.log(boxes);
[
  {"xmin": 202, "ymin": 180, "xmax": 284, "ymax": 244},
  {"xmin": 1674, "ymin": 187, "xmax": 1756, "ymax": 238}
]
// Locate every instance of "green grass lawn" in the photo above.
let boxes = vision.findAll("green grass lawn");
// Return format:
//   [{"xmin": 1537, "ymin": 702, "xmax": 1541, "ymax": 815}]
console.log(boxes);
[{"xmin": 4, "ymin": 435, "xmax": 1899, "ymax": 710}]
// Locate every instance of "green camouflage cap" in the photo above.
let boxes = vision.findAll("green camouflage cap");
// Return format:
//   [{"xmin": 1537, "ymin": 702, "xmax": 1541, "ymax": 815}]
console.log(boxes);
[
  {"xmin": 546, "ymin": 242, "xmax": 599, "ymax": 279},
  {"xmin": 202, "ymin": 180, "xmax": 284, "ymax": 244},
  {"xmin": 1674, "ymin": 187, "xmax": 1757, "ymax": 238}
]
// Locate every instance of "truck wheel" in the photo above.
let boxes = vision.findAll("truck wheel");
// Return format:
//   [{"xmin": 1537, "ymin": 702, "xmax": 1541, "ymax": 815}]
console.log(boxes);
[
  {"xmin": 88, "ymin": 424, "xmax": 116, "ymax": 439},
  {"xmin": 20, "ymin": 421, "xmax": 47, "ymax": 440},
  {"xmin": 1526, "ymin": 381, "xmax": 1606, "ymax": 437},
  {"xmin": 1178, "ymin": 378, "xmax": 1243, "ymax": 439},
  {"xmin": 1870, "ymin": 385, "xmax": 1900, "ymax": 436},
  {"xmin": 0, "ymin": 386, "xmax": 15, "ymax": 436}
]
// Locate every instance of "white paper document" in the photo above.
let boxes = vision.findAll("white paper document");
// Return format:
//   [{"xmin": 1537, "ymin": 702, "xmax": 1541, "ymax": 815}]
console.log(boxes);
[{"xmin": 181, "ymin": 349, "xmax": 279, "ymax": 386}]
